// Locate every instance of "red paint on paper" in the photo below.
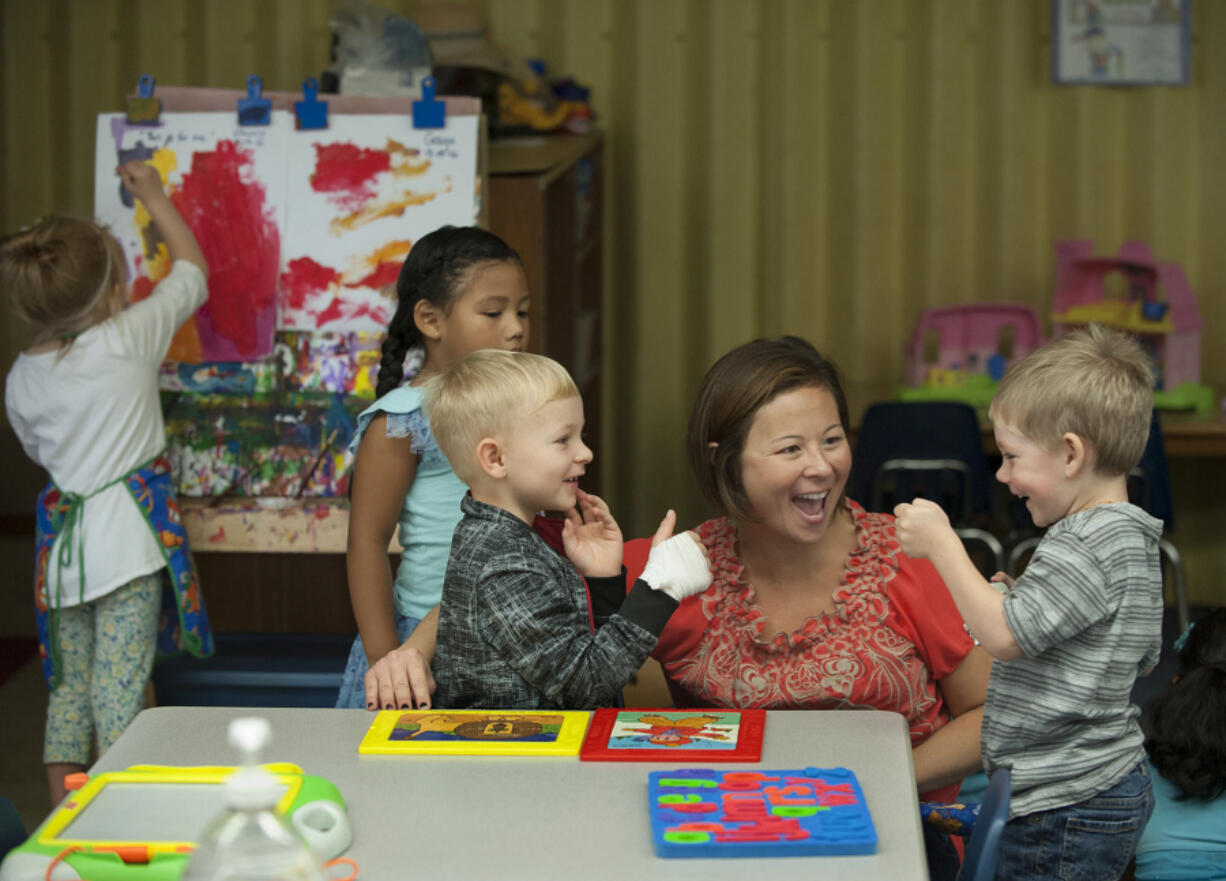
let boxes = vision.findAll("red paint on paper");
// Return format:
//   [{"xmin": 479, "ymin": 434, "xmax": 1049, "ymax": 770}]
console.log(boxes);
[
  {"xmin": 311, "ymin": 142, "xmax": 391, "ymax": 212},
  {"xmin": 170, "ymin": 140, "xmax": 280, "ymax": 360},
  {"xmin": 346, "ymin": 259, "xmax": 401, "ymax": 290},
  {"xmin": 315, "ymin": 296, "xmax": 348, "ymax": 327},
  {"xmin": 281, "ymin": 257, "xmax": 340, "ymax": 310},
  {"xmin": 349, "ymin": 302, "xmax": 390, "ymax": 325},
  {"xmin": 129, "ymin": 275, "xmax": 155, "ymax": 304}
]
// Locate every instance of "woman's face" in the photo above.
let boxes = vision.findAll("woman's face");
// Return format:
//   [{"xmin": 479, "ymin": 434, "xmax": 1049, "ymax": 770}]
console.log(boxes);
[{"xmin": 738, "ymin": 385, "xmax": 850, "ymax": 545}]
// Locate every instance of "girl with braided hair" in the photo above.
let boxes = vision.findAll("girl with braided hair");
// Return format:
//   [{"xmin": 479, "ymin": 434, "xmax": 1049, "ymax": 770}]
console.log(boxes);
[{"xmin": 335, "ymin": 225, "xmax": 528, "ymax": 709}]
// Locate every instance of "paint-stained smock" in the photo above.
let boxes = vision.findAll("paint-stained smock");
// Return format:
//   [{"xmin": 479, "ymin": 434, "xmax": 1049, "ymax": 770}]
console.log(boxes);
[{"xmin": 6, "ymin": 260, "xmax": 208, "ymax": 606}]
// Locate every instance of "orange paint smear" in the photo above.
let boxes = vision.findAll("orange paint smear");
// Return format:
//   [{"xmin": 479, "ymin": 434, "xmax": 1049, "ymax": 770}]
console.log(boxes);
[{"xmin": 330, "ymin": 191, "xmax": 440, "ymax": 234}]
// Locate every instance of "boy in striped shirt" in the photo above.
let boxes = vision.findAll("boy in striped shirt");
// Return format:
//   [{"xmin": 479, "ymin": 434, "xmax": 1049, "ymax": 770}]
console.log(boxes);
[{"xmin": 894, "ymin": 323, "xmax": 1163, "ymax": 880}]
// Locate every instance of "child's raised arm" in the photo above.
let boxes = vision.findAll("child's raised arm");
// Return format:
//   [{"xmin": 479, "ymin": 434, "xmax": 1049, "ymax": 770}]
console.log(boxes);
[
  {"xmin": 117, "ymin": 161, "xmax": 207, "ymax": 275},
  {"xmin": 894, "ymin": 498, "xmax": 1022, "ymax": 660}
]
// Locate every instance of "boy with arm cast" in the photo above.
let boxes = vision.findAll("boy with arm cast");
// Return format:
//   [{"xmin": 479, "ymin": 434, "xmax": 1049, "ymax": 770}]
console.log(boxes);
[
  {"xmin": 894, "ymin": 323, "xmax": 1163, "ymax": 881},
  {"xmin": 424, "ymin": 349, "xmax": 711, "ymax": 709}
]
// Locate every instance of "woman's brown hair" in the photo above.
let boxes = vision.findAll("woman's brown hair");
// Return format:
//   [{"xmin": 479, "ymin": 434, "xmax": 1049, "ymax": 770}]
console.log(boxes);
[{"xmin": 686, "ymin": 336, "xmax": 850, "ymax": 522}]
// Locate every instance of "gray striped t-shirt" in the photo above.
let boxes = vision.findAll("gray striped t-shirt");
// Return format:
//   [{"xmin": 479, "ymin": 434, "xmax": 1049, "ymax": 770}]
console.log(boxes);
[{"xmin": 983, "ymin": 503, "xmax": 1163, "ymax": 819}]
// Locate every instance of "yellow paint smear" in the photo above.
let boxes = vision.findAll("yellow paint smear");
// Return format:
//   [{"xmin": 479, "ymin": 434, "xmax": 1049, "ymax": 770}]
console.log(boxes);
[
  {"xmin": 149, "ymin": 147, "xmax": 178, "ymax": 183},
  {"xmin": 390, "ymin": 159, "xmax": 432, "ymax": 178},
  {"xmin": 385, "ymin": 139, "xmax": 422, "ymax": 159},
  {"xmin": 368, "ymin": 238, "xmax": 413, "ymax": 266},
  {"xmin": 330, "ymin": 191, "xmax": 440, "ymax": 234}
]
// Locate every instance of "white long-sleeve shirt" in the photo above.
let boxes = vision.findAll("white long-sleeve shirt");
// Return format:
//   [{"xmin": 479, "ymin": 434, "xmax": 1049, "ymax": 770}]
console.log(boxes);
[{"xmin": 6, "ymin": 260, "xmax": 207, "ymax": 607}]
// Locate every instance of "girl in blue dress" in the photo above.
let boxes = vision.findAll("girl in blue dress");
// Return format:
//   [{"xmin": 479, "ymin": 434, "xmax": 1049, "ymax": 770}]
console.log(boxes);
[{"xmin": 335, "ymin": 226, "xmax": 529, "ymax": 708}]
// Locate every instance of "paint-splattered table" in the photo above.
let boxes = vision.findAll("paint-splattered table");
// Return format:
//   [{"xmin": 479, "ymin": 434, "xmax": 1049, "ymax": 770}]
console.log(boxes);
[{"xmin": 180, "ymin": 498, "xmax": 401, "ymax": 553}]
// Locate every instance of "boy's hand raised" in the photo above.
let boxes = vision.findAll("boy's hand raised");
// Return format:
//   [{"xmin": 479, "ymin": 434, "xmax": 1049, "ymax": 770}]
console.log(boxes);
[
  {"xmin": 893, "ymin": 498, "xmax": 958, "ymax": 560},
  {"xmin": 562, "ymin": 489, "xmax": 623, "ymax": 578},
  {"xmin": 641, "ymin": 518, "xmax": 711, "ymax": 602}
]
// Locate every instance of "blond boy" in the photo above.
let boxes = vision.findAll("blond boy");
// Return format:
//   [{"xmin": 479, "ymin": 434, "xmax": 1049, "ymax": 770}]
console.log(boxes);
[
  {"xmin": 425, "ymin": 349, "xmax": 710, "ymax": 709},
  {"xmin": 895, "ymin": 323, "xmax": 1163, "ymax": 880}
]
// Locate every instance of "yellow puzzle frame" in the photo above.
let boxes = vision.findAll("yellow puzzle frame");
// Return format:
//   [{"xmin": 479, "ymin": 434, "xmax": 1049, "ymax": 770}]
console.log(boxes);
[{"xmin": 358, "ymin": 709, "xmax": 591, "ymax": 756}]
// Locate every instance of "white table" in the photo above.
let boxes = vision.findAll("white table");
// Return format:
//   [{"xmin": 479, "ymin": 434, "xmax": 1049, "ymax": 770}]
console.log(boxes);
[{"xmin": 91, "ymin": 707, "xmax": 929, "ymax": 880}]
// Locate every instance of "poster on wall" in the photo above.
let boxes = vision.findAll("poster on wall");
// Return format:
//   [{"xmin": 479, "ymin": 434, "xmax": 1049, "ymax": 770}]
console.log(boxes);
[
  {"xmin": 278, "ymin": 113, "xmax": 480, "ymax": 332},
  {"xmin": 95, "ymin": 113, "xmax": 288, "ymax": 362},
  {"xmin": 1052, "ymin": 0, "xmax": 1190, "ymax": 85}
]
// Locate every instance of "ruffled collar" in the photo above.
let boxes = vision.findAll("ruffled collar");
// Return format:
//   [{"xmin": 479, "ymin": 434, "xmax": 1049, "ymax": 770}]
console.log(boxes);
[{"xmin": 697, "ymin": 498, "xmax": 896, "ymax": 653}]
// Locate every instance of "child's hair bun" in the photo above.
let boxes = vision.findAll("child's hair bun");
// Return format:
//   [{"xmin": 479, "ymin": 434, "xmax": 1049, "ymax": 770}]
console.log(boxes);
[
  {"xmin": 2, "ymin": 216, "xmax": 120, "ymax": 342},
  {"xmin": 8, "ymin": 234, "xmax": 57, "ymax": 267}
]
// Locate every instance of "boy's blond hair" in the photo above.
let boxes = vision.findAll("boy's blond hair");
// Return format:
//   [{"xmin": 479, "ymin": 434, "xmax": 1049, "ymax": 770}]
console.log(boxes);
[
  {"xmin": 425, "ymin": 349, "xmax": 578, "ymax": 484},
  {"xmin": 989, "ymin": 323, "xmax": 1153, "ymax": 475}
]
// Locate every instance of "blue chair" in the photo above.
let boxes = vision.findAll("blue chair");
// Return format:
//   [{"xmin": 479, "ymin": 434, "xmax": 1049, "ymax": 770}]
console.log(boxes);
[
  {"xmin": 852, "ymin": 402, "xmax": 1003, "ymax": 575},
  {"xmin": 958, "ymin": 767, "xmax": 1011, "ymax": 881},
  {"xmin": 0, "ymin": 796, "xmax": 27, "ymax": 863},
  {"xmin": 1129, "ymin": 410, "xmax": 1189, "ymax": 634}
]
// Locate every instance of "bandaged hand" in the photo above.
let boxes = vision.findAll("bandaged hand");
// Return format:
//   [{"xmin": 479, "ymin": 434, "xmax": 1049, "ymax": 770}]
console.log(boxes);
[{"xmin": 640, "ymin": 531, "xmax": 712, "ymax": 602}]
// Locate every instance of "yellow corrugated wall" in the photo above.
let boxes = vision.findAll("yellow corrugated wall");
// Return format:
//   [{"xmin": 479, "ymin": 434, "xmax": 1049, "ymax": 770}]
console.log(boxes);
[{"xmin": 3, "ymin": 0, "xmax": 1223, "ymax": 603}]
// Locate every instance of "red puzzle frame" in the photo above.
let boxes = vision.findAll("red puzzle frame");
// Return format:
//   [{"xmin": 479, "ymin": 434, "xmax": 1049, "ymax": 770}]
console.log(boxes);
[{"xmin": 579, "ymin": 708, "xmax": 765, "ymax": 762}]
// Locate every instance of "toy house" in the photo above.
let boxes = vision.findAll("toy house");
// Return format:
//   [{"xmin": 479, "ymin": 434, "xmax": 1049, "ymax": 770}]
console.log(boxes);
[
  {"xmin": 1050, "ymin": 240, "xmax": 1211, "ymax": 412},
  {"xmin": 900, "ymin": 303, "xmax": 1045, "ymax": 406}
]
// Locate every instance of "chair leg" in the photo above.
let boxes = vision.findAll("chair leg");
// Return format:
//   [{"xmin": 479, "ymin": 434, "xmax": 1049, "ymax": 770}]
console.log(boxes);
[
  {"xmin": 956, "ymin": 528, "xmax": 1005, "ymax": 578},
  {"xmin": 1005, "ymin": 535, "xmax": 1041, "ymax": 579},
  {"xmin": 1158, "ymin": 538, "xmax": 1190, "ymax": 635}
]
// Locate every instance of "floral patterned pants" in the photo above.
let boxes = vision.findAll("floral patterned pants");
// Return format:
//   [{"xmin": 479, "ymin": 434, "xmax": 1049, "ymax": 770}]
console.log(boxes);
[{"xmin": 43, "ymin": 571, "xmax": 161, "ymax": 765}]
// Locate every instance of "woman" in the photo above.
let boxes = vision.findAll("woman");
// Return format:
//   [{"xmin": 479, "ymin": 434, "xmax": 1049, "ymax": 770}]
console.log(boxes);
[
  {"xmin": 369, "ymin": 336, "xmax": 989, "ymax": 830},
  {"xmin": 618, "ymin": 336, "xmax": 989, "ymax": 804}
]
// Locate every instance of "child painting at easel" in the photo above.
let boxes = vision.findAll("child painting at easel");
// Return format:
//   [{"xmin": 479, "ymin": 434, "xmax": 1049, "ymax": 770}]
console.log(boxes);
[
  {"xmin": 3, "ymin": 161, "xmax": 214, "ymax": 805},
  {"xmin": 335, "ymin": 225, "xmax": 531, "ymax": 709}
]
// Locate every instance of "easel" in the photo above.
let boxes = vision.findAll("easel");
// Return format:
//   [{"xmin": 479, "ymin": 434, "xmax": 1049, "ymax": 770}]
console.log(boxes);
[{"xmin": 122, "ymin": 83, "xmax": 483, "ymax": 555}]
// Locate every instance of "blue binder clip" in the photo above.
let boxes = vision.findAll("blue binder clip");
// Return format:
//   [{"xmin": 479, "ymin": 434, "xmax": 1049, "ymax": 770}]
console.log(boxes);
[
  {"xmin": 411, "ymin": 77, "xmax": 445, "ymax": 129},
  {"xmin": 237, "ymin": 75, "xmax": 272, "ymax": 126},
  {"xmin": 126, "ymin": 74, "xmax": 162, "ymax": 126},
  {"xmin": 294, "ymin": 77, "xmax": 328, "ymax": 130}
]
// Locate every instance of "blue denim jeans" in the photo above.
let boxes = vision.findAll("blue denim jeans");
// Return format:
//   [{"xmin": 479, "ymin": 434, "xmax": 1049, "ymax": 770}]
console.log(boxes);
[{"xmin": 993, "ymin": 762, "xmax": 1154, "ymax": 881}]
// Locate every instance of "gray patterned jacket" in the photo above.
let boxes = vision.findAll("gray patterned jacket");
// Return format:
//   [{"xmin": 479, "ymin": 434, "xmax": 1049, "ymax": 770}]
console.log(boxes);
[{"xmin": 434, "ymin": 495, "xmax": 677, "ymax": 709}]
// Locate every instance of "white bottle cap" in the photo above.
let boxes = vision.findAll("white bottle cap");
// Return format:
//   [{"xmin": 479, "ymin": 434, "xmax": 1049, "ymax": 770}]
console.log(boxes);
[{"xmin": 225, "ymin": 717, "xmax": 281, "ymax": 810}]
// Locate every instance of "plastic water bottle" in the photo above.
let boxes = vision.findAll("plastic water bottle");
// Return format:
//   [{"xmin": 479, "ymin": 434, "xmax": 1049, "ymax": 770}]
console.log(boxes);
[{"xmin": 181, "ymin": 717, "xmax": 327, "ymax": 881}]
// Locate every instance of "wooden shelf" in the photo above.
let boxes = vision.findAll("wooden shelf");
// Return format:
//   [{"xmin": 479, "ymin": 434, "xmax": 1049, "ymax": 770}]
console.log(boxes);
[{"xmin": 488, "ymin": 131, "xmax": 605, "ymax": 493}]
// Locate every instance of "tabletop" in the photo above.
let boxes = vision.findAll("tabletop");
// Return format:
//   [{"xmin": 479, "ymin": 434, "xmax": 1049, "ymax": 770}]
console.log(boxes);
[{"xmin": 91, "ymin": 706, "xmax": 929, "ymax": 881}]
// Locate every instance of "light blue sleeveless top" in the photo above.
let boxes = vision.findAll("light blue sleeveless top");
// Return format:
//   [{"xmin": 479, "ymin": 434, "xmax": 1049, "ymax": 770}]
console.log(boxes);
[{"xmin": 349, "ymin": 385, "xmax": 467, "ymax": 620}]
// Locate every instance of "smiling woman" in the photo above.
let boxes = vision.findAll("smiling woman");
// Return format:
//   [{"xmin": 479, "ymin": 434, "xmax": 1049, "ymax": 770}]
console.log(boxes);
[
  {"xmin": 627, "ymin": 338, "xmax": 988, "ymax": 790},
  {"xmin": 618, "ymin": 336, "xmax": 991, "ymax": 880}
]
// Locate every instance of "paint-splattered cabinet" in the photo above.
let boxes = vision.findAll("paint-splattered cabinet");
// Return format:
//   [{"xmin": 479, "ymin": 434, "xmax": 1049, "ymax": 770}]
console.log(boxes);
[{"xmin": 488, "ymin": 132, "xmax": 605, "ymax": 494}]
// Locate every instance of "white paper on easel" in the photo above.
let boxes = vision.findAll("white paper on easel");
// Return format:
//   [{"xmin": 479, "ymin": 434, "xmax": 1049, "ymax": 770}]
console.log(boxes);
[
  {"xmin": 278, "ymin": 113, "xmax": 480, "ymax": 332},
  {"xmin": 94, "ymin": 112, "xmax": 291, "ymax": 362}
]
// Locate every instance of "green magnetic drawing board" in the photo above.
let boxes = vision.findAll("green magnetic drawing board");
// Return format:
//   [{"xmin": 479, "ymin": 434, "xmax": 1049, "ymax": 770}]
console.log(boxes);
[{"xmin": 0, "ymin": 764, "xmax": 349, "ymax": 881}]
